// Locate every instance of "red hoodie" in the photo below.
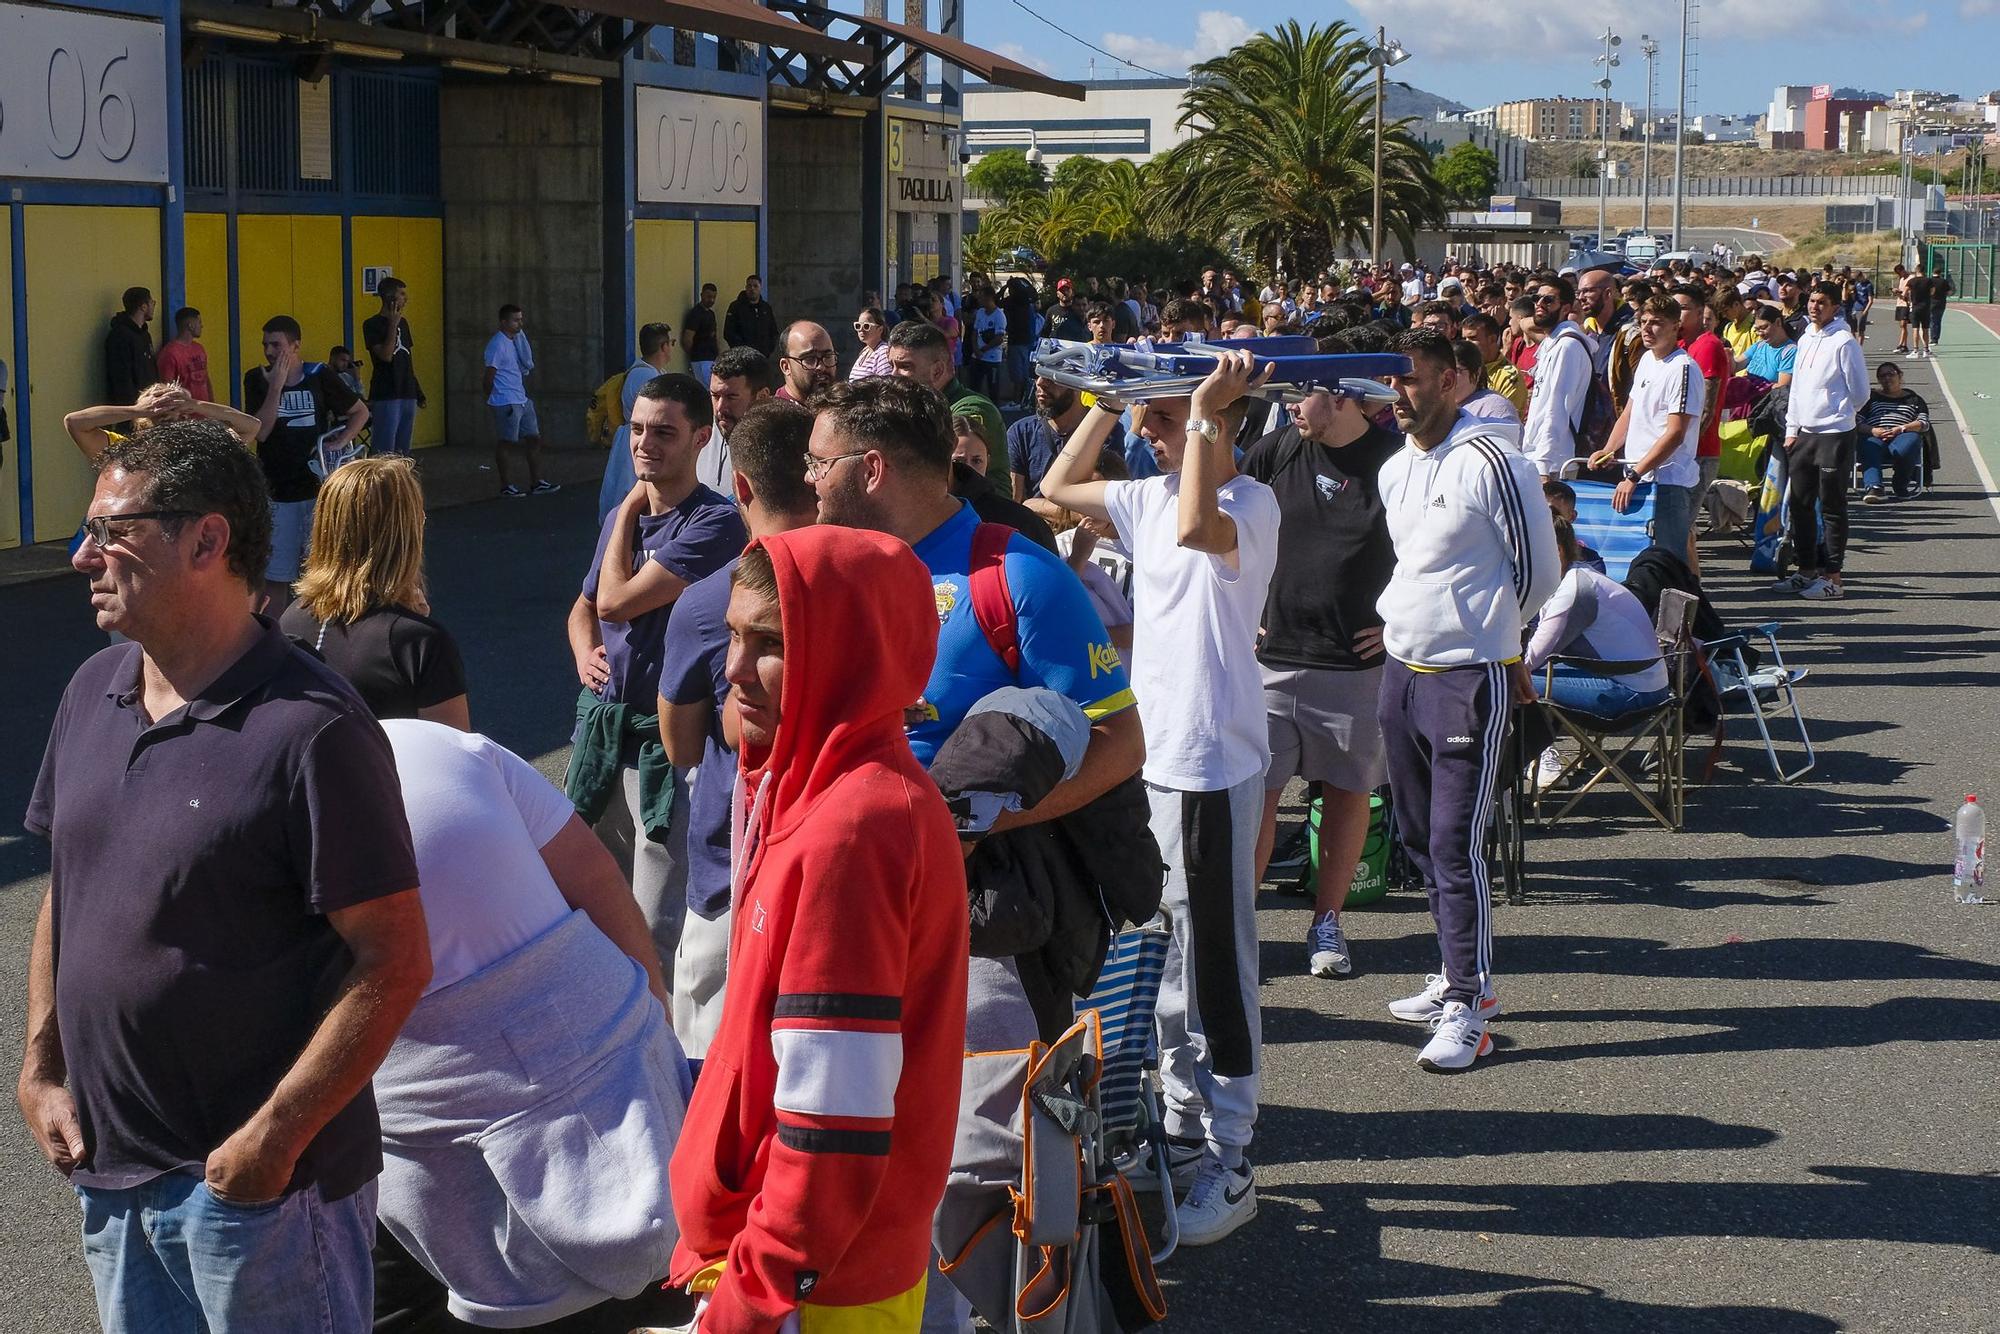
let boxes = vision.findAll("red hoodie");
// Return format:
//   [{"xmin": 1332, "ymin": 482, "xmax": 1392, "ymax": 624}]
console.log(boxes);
[{"xmin": 669, "ymin": 527, "xmax": 969, "ymax": 1332}]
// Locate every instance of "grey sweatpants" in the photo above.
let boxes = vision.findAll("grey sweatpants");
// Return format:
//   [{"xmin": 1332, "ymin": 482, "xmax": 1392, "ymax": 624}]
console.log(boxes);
[
  {"xmin": 592, "ymin": 765, "xmax": 688, "ymax": 992},
  {"xmin": 1150, "ymin": 775, "xmax": 1264, "ymax": 1155}
]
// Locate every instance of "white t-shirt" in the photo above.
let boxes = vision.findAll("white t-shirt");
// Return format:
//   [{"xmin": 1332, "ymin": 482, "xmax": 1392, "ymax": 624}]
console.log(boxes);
[
  {"xmin": 1103, "ymin": 471, "xmax": 1279, "ymax": 792},
  {"xmin": 1624, "ymin": 348, "xmax": 1703, "ymax": 488},
  {"xmin": 483, "ymin": 331, "xmax": 532, "ymax": 406},
  {"xmin": 972, "ymin": 307, "xmax": 1007, "ymax": 362},
  {"xmin": 381, "ymin": 720, "xmax": 576, "ymax": 994}
]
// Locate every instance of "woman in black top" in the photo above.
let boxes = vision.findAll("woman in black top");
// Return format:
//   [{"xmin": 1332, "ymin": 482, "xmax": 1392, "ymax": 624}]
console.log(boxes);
[{"xmin": 281, "ymin": 456, "xmax": 470, "ymax": 726}]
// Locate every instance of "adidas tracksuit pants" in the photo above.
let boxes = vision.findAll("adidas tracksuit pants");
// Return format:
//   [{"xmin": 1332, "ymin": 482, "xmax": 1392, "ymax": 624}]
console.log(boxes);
[{"xmin": 1378, "ymin": 658, "xmax": 1511, "ymax": 1008}]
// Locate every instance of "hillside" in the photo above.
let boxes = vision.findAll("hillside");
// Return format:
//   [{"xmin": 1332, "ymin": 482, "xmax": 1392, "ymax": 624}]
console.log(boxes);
[{"xmin": 1524, "ymin": 140, "xmax": 1902, "ymax": 180}]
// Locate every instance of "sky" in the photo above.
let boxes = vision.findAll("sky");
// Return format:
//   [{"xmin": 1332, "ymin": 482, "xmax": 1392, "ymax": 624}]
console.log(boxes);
[{"xmin": 962, "ymin": 0, "xmax": 2000, "ymax": 116}]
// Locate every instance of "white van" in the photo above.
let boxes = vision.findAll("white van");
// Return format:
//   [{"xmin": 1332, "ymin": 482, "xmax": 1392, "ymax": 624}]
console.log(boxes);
[{"xmin": 1623, "ymin": 235, "xmax": 1662, "ymax": 266}]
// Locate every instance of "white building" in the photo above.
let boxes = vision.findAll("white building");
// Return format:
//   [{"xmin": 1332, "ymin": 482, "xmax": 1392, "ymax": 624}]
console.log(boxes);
[
  {"xmin": 960, "ymin": 77, "xmax": 1190, "ymax": 168},
  {"xmin": 1767, "ymin": 85, "xmax": 1816, "ymax": 134},
  {"xmin": 1418, "ymin": 117, "xmax": 1531, "ymax": 188},
  {"xmin": 1689, "ymin": 114, "xmax": 1758, "ymax": 143}
]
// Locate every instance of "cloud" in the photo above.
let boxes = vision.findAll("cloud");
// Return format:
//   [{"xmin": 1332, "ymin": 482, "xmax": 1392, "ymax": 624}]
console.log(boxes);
[
  {"xmin": 990, "ymin": 40, "xmax": 1054, "ymax": 73},
  {"xmin": 1100, "ymin": 9, "xmax": 1253, "ymax": 72},
  {"xmin": 1344, "ymin": 0, "xmax": 1936, "ymax": 63},
  {"xmin": 1960, "ymin": 0, "xmax": 1995, "ymax": 16}
]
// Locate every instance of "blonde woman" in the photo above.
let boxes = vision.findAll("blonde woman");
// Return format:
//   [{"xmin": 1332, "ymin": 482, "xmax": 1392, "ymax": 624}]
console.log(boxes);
[{"xmin": 280, "ymin": 456, "xmax": 470, "ymax": 727}]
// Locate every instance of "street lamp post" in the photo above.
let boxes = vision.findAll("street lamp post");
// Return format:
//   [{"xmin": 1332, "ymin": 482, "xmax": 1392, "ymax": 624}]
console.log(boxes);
[
  {"xmin": 1671, "ymin": 0, "xmax": 1688, "ymax": 249},
  {"xmin": 1593, "ymin": 29, "xmax": 1621, "ymax": 248},
  {"xmin": 1639, "ymin": 36, "xmax": 1659, "ymax": 236},
  {"xmin": 1368, "ymin": 28, "xmax": 1409, "ymax": 269}
]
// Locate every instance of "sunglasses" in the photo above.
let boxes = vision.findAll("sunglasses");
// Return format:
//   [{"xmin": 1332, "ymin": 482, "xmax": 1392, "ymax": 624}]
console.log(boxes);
[
  {"xmin": 80, "ymin": 509, "xmax": 197, "ymax": 548},
  {"xmin": 854, "ymin": 322, "xmax": 882, "ymax": 331}
]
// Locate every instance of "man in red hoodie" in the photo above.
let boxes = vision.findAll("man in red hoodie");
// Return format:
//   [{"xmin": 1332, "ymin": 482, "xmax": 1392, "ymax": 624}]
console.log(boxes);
[{"xmin": 667, "ymin": 526, "xmax": 969, "ymax": 1333}]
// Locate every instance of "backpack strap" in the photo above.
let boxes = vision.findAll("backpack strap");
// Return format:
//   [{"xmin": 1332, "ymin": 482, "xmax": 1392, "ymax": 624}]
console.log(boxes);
[{"xmin": 968, "ymin": 522, "xmax": 1021, "ymax": 678}]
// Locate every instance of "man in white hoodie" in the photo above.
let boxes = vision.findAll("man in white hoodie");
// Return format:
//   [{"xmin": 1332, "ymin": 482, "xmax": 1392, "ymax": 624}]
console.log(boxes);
[
  {"xmin": 1775, "ymin": 282, "xmax": 1870, "ymax": 601},
  {"xmin": 1376, "ymin": 329, "xmax": 1561, "ymax": 1072},
  {"xmin": 1518, "ymin": 275, "xmax": 1595, "ymax": 478}
]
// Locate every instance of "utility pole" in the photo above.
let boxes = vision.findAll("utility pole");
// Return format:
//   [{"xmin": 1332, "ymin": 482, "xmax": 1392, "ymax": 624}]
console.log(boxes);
[
  {"xmin": 1639, "ymin": 35, "xmax": 1659, "ymax": 236},
  {"xmin": 1671, "ymin": 0, "xmax": 1689, "ymax": 248},
  {"xmin": 1593, "ymin": 29, "xmax": 1621, "ymax": 247},
  {"xmin": 1368, "ymin": 29, "xmax": 1409, "ymax": 268}
]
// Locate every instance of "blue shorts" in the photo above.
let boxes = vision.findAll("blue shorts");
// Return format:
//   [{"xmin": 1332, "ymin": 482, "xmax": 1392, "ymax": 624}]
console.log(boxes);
[
  {"xmin": 267, "ymin": 498, "xmax": 315, "ymax": 583},
  {"xmin": 490, "ymin": 400, "xmax": 541, "ymax": 443}
]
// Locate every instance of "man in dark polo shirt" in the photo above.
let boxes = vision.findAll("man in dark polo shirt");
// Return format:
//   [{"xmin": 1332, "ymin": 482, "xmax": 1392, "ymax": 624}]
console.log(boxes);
[
  {"xmin": 19, "ymin": 419, "xmax": 430, "ymax": 1333},
  {"xmin": 567, "ymin": 373, "xmax": 746, "ymax": 984}
]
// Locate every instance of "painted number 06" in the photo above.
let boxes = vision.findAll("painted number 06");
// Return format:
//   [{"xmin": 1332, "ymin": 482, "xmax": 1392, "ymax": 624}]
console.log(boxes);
[
  {"xmin": 656, "ymin": 113, "xmax": 750, "ymax": 196},
  {"xmin": 45, "ymin": 45, "xmax": 137, "ymax": 164}
]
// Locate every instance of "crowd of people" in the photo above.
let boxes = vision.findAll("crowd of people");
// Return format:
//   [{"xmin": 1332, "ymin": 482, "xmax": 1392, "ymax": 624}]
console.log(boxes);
[{"xmin": 22, "ymin": 234, "xmax": 1906, "ymax": 1334}]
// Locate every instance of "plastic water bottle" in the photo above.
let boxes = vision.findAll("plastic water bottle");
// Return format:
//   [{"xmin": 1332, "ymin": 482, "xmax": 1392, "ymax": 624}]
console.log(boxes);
[{"xmin": 1953, "ymin": 795, "xmax": 1986, "ymax": 903}]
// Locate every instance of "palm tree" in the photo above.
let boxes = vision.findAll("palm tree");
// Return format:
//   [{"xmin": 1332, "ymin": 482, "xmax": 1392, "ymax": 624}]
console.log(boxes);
[
  {"xmin": 1143, "ymin": 20, "xmax": 1446, "ymax": 274},
  {"xmin": 976, "ymin": 186, "xmax": 1107, "ymax": 259}
]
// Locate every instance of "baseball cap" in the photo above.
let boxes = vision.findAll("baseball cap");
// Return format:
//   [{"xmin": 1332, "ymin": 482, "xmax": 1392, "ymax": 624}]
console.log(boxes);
[{"xmin": 1056, "ymin": 277, "xmax": 1073, "ymax": 292}]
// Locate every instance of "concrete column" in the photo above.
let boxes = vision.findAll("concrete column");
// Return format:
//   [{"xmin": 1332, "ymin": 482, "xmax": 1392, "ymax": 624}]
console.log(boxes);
[{"xmin": 440, "ymin": 79, "xmax": 606, "ymax": 446}]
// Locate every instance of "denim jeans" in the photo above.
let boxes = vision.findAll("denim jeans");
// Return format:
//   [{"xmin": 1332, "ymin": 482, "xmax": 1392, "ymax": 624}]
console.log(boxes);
[
  {"xmin": 79, "ymin": 1172, "xmax": 377, "ymax": 1334},
  {"xmin": 368, "ymin": 398, "xmax": 418, "ymax": 456},
  {"xmin": 1541, "ymin": 662, "xmax": 1671, "ymax": 721},
  {"xmin": 1005, "ymin": 344, "xmax": 1034, "ymax": 400},
  {"xmin": 1858, "ymin": 430, "xmax": 1922, "ymax": 493},
  {"xmin": 1648, "ymin": 482, "xmax": 1697, "ymax": 558}
]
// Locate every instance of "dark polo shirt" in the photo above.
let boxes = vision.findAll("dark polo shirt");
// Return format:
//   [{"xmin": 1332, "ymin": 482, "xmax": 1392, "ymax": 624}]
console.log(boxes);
[{"xmin": 25, "ymin": 618, "xmax": 419, "ymax": 1199}]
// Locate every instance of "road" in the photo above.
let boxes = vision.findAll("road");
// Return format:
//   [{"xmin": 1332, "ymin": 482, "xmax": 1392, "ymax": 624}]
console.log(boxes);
[{"xmin": 4, "ymin": 320, "xmax": 1998, "ymax": 1329}]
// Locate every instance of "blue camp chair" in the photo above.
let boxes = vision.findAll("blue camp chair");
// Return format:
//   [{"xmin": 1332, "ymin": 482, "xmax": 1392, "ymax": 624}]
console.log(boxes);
[{"xmin": 1559, "ymin": 463, "xmax": 1658, "ymax": 582}]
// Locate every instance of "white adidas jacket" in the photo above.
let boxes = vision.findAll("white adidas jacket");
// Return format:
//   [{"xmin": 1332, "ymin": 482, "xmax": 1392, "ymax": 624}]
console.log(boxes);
[{"xmin": 1377, "ymin": 412, "xmax": 1563, "ymax": 669}]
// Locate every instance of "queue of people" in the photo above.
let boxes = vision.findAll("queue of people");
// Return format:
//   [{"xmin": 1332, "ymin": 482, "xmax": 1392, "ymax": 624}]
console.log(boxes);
[{"xmin": 22, "ymin": 236, "xmax": 1909, "ymax": 1334}]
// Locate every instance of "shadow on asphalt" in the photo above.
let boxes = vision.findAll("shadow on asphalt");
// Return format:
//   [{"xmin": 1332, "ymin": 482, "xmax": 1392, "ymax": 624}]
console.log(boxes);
[{"xmin": 1249, "ymin": 1106, "xmax": 1777, "ymax": 1164}]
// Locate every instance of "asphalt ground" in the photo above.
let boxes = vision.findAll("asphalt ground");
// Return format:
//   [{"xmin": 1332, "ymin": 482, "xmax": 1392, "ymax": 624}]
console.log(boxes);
[{"xmin": 3, "ymin": 317, "xmax": 1997, "ymax": 1331}]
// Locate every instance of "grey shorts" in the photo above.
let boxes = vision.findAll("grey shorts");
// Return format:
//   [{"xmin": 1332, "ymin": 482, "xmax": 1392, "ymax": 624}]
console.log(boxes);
[
  {"xmin": 266, "ymin": 498, "xmax": 315, "ymax": 583},
  {"xmin": 1690, "ymin": 454, "xmax": 1721, "ymax": 525},
  {"xmin": 1263, "ymin": 663, "xmax": 1388, "ymax": 793},
  {"xmin": 490, "ymin": 400, "xmax": 541, "ymax": 442}
]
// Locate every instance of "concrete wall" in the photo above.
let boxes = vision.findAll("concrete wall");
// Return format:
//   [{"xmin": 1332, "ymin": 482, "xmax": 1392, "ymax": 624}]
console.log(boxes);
[
  {"xmin": 767, "ymin": 112, "xmax": 865, "ymax": 354},
  {"xmin": 441, "ymin": 80, "xmax": 605, "ymax": 448}
]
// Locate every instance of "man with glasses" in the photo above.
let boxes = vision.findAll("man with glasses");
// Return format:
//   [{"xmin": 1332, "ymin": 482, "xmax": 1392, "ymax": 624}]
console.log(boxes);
[
  {"xmin": 1745, "ymin": 304, "xmax": 1797, "ymax": 390},
  {"xmin": 774, "ymin": 321, "xmax": 837, "ymax": 407},
  {"xmin": 1520, "ymin": 276, "xmax": 1594, "ymax": 478},
  {"xmin": 24, "ymin": 419, "xmax": 429, "ymax": 1332}
]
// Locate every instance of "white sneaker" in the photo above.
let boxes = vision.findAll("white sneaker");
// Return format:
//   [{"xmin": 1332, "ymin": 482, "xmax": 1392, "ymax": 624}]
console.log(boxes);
[
  {"xmin": 1388, "ymin": 973, "xmax": 1501, "ymax": 1024},
  {"xmin": 1533, "ymin": 744, "xmax": 1566, "ymax": 791},
  {"xmin": 1904, "ymin": 349, "xmax": 1919, "ymax": 359},
  {"xmin": 1766, "ymin": 572, "xmax": 1810, "ymax": 593},
  {"xmin": 1175, "ymin": 1157, "xmax": 1257, "ymax": 1247},
  {"xmin": 1417, "ymin": 1000, "xmax": 1494, "ymax": 1072},
  {"xmin": 1307, "ymin": 911, "xmax": 1352, "ymax": 978},
  {"xmin": 1797, "ymin": 576, "xmax": 1845, "ymax": 600},
  {"xmin": 1126, "ymin": 1135, "xmax": 1204, "ymax": 1195}
]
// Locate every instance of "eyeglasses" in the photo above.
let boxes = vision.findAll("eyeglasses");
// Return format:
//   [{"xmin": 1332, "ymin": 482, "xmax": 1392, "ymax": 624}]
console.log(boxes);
[
  {"xmin": 803, "ymin": 449, "xmax": 870, "ymax": 481},
  {"xmin": 853, "ymin": 322, "xmax": 881, "ymax": 332},
  {"xmin": 80, "ymin": 509, "xmax": 196, "ymax": 548},
  {"xmin": 787, "ymin": 349, "xmax": 837, "ymax": 368}
]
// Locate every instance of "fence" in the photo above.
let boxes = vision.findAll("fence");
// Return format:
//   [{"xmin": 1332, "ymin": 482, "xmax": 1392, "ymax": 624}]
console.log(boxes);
[
  {"xmin": 1514, "ymin": 175, "xmax": 1891, "ymax": 200},
  {"xmin": 1925, "ymin": 241, "xmax": 1998, "ymax": 304}
]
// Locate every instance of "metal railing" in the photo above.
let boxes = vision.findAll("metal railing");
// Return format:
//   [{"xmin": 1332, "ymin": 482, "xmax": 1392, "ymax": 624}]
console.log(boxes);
[{"xmin": 1512, "ymin": 174, "xmax": 1892, "ymax": 199}]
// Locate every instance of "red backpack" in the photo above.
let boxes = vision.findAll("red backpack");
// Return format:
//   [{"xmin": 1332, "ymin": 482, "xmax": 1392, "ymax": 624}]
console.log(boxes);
[{"xmin": 967, "ymin": 522, "xmax": 1021, "ymax": 676}]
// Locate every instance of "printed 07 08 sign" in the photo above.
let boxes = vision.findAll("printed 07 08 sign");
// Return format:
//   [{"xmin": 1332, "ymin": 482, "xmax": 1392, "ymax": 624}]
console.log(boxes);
[
  {"xmin": 0, "ymin": 3, "xmax": 169, "ymax": 183},
  {"xmin": 636, "ymin": 88, "xmax": 764, "ymax": 207}
]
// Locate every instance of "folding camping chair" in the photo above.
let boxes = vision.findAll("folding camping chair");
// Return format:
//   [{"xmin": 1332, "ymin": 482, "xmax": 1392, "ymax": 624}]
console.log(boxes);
[
  {"xmin": 1558, "ymin": 461, "xmax": 1659, "ymax": 582},
  {"xmin": 1077, "ymin": 927, "xmax": 1177, "ymax": 1264},
  {"xmin": 1488, "ymin": 722, "xmax": 1529, "ymax": 906},
  {"xmin": 1530, "ymin": 589, "xmax": 1697, "ymax": 831},
  {"xmin": 1705, "ymin": 621, "xmax": 1816, "ymax": 783}
]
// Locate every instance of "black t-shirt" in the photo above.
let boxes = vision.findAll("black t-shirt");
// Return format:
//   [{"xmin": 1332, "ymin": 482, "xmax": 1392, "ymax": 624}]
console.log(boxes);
[
  {"xmin": 24, "ymin": 621, "xmax": 418, "ymax": 1200},
  {"xmin": 244, "ymin": 364, "xmax": 359, "ymax": 503},
  {"xmin": 360, "ymin": 314, "xmax": 421, "ymax": 401},
  {"xmin": 279, "ymin": 602, "xmax": 467, "ymax": 720},
  {"xmin": 1905, "ymin": 276, "xmax": 1933, "ymax": 312},
  {"xmin": 1240, "ymin": 421, "xmax": 1402, "ymax": 671},
  {"xmin": 683, "ymin": 303, "xmax": 719, "ymax": 361}
]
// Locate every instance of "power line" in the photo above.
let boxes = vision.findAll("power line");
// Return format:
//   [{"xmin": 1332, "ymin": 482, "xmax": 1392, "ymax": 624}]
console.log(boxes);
[{"xmin": 1006, "ymin": 0, "xmax": 1179, "ymax": 81}]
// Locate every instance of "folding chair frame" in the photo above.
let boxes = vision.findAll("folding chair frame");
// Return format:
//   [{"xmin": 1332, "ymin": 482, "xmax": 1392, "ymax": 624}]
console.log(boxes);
[{"xmin": 1705, "ymin": 622, "xmax": 1816, "ymax": 783}]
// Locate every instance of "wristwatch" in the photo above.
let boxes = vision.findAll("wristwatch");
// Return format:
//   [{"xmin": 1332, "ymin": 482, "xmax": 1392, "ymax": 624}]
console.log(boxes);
[
  {"xmin": 1187, "ymin": 417, "xmax": 1222, "ymax": 445},
  {"xmin": 1621, "ymin": 465, "xmax": 1641, "ymax": 484}
]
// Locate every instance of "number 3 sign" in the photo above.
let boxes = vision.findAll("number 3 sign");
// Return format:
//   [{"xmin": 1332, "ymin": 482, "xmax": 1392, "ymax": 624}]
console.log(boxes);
[{"xmin": 0, "ymin": 3, "xmax": 168, "ymax": 183}]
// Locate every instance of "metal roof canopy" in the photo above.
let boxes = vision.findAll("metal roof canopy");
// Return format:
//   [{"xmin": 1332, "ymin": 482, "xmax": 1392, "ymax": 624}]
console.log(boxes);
[
  {"xmin": 766, "ymin": 1, "xmax": 1084, "ymax": 101},
  {"xmin": 573, "ymin": 0, "xmax": 863, "ymax": 63}
]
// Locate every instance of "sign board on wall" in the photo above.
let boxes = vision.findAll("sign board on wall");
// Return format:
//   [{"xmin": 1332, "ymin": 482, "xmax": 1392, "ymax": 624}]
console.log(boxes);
[
  {"xmin": 298, "ymin": 77, "xmax": 333, "ymax": 181},
  {"xmin": 887, "ymin": 116, "xmax": 958, "ymax": 209},
  {"xmin": 0, "ymin": 3, "xmax": 169, "ymax": 184},
  {"xmin": 635, "ymin": 88, "xmax": 764, "ymax": 207}
]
